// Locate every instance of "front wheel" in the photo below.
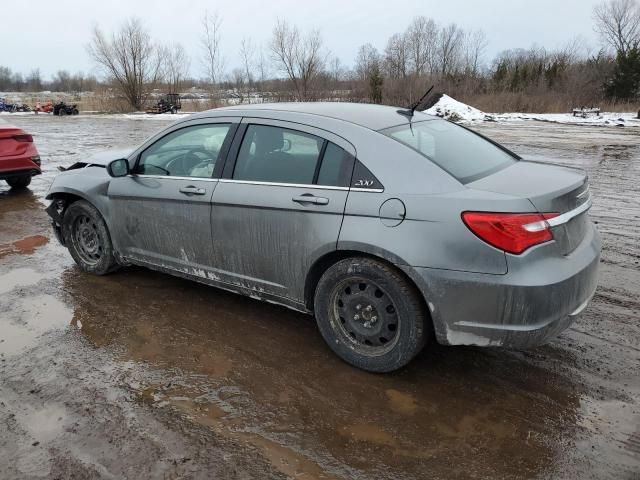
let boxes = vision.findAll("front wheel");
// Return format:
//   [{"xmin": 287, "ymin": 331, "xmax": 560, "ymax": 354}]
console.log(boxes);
[
  {"xmin": 314, "ymin": 257, "xmax": 428, "ymax": 372},
  {"xmin": 6, "ymin": 175, "xmax": 31, "ymax": 189},
  {"xmin": 62, "ymin": 200, "xmax": 119, "ymax": 275}
]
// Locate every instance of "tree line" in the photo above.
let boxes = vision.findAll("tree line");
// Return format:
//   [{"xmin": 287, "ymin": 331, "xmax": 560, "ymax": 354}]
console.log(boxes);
[{"xmin": 1, "ymin": 0, "xmax": 638, "ymax": 112}]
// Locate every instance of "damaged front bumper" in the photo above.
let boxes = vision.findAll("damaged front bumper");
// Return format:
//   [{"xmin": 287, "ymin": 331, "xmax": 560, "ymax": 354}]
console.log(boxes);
[
  {"xmin": 402, "ymin": 222, "xmax": 601, "ymax": 348},
  {"xmin": 45, "ymin": 200, "xmax": 66, "ymax": 246}
]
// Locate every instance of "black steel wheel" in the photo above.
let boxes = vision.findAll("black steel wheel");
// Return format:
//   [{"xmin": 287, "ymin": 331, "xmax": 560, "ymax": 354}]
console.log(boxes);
[
  {"xmin": 72, "ymin": 214, "xmax": 103, "ymax": 266},
  {"xmin": 62, "ymin": 200, "xmax": 119, "ymax": 275},
  {"xmin": 314, "ymin": 257, "xmax": 428, "ymax": 372},
  {"xmin": 331, "ymin": 278, "xmax": 400, "ymax": 354}
]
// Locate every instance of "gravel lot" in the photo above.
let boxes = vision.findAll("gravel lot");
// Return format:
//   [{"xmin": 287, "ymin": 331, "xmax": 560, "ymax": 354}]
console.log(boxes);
[{"xmin": 0, "ymin": 115, "xmax": 638, "ymax": 479}]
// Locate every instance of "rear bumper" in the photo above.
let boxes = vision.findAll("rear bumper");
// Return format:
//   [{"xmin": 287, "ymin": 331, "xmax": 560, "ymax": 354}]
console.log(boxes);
[
  {"xmin": 402, "ymin": 222, "xmax": 601, "ymax": 348},
  {"xmin": 0, "ymin": 154, "xmax": 41, "ymax": 179}
]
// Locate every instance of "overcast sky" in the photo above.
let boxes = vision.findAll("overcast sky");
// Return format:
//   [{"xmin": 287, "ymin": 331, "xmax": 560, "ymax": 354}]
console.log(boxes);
[{"xmin": 1, "ymin": 0, "xmax": 605, "ymax": 79}]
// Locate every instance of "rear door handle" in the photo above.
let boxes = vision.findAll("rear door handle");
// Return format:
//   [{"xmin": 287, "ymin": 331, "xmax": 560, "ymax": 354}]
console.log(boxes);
[
  {"xmin": 292, "ymin": 194, "xmax": 329, "ymax": 206},
  {"xmin": 179, "ymin": 186, "xmax": 206, "ymax": 195}
]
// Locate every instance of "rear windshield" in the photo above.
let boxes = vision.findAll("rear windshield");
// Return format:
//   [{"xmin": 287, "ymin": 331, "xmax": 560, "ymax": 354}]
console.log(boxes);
[{"xmin": 382, "ymin": 120, "xmax": 516, "ymax": 183}]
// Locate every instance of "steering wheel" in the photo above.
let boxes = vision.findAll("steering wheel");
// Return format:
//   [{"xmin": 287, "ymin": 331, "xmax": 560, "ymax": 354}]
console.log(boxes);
[{"xmin": 168, "ymin": 148, "xmax": 209, "ymax": 176}]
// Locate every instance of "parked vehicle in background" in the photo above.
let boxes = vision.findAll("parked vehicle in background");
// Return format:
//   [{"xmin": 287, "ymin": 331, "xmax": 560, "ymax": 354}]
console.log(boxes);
[
  {"xmin": 45, "ymin": 103, "xmax": 600, "ymax": 372},
  {"xmin": 53, "ymin": 102, "xmax": 79, "ymax": 116},
  {"xmin": 0, "ymin": 98, "xmax": 16, "ymax": 112},
  {"xmin": 0, "ymin": 118, "xmax": 41, "ymax": 188},
  {"xmin": 34, "ymin": 101, "xmax": 54, "ymax": 114},
  {"xmin": 146, "ymin": 93, "xmax": 181, "ymax": 114},
  {"xmin": 572, "ymin": 106, "xmax": 601, "ymax": 118},
  {"xmin": 0, "ymin": 99, "xmax": 31, "ymax": 113}
]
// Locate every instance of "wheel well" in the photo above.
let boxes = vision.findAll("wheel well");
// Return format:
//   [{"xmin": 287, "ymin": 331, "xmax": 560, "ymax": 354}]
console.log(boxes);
[
  {"xmin": 47, "ymin": 193, "xmax": 86, "ymax": 225},
  {"xmin": 304, "ymin": 250, "xmax": 429, "ymax": 315},
  {"xmin": 49, "ymin": 192, "xmax": 83, "ymax": 207}
]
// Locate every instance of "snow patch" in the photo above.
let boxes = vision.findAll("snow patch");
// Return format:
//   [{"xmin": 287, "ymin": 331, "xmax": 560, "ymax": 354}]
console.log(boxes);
[
  {"xmin": 424, "ymin": 93, "xmax": 640, "ymax": 127},
  {"xmin": 491, "ymin": 111, "xmax": 640, "ymax": 127},
  {"xmin": 424, "ymin": 94, "xmax": 488, "ymax": 122}
]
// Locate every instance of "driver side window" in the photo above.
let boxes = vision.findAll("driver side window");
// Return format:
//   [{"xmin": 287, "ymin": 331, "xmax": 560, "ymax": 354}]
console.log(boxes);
[{"xmin": 136, "ymin": 123, "xmax": 231, "ymax": 178}]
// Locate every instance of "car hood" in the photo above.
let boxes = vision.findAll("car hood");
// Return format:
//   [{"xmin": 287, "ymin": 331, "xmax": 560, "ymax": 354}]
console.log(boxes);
[{"xmin": 82, "ymin": 147, "xmax": 136, "ymax": 166}]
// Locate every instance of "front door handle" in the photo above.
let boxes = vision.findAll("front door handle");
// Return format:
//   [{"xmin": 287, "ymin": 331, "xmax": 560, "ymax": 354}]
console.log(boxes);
[
  {"xmin": 292, "ymin": 194, "xmax": 329, "ymax": 206},
  {"xmin": 179, "ymin": 185, "xmax": 206, "ymax": 195}
]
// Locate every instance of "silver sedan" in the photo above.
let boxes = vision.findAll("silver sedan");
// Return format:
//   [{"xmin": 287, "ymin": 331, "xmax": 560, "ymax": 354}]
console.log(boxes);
[{"xmin": 46, "ymin": 103, "xmax": 600, "ymax": 372}]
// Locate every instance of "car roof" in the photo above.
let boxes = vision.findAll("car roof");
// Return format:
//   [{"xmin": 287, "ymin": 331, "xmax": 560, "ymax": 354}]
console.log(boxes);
[{"xmin": 192, "ymin": 102, "xmax": 437, "ymax": 131}]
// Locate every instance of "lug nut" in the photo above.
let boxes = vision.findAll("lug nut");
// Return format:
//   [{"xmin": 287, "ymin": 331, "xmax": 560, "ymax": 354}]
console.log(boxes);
[
  {"xmin": 366, "ymin": 305, "xmax": 373, "ymax": 312},
  {"xmin": 354, "ymin": 314, "xmax": 360, "ymax": 321},
  {"xmin": 356, "ymin": 304, "xmax": 362, "ymax": 310}
]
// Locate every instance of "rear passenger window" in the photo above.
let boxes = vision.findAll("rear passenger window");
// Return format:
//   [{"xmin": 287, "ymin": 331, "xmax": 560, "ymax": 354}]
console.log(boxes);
[
  {"xmin": 234, "ymin": 125, "xmax": 322, "ymax": 184},
  {"xmin": 317, "ymin": 142, "xmax": 353, "ymax": 187}
]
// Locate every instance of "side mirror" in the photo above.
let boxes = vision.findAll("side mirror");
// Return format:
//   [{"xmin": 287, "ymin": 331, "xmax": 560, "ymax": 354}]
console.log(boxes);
[
  {"xmin": 107, "ymin": 158, "xmax": 130, "ymax": 177},
  {"xmin": 282, "ymin": 138, "xmax": 292, "ymax": 152}
]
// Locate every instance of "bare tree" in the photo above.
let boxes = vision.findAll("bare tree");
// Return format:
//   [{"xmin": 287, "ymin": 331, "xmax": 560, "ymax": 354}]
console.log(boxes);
[
  {"xmin": 437, "ymin": 23, "xmax": 465, "ymax": 76},
  {"xmin": 256, "ymin": 47, "xmax": 270, "ymax": 87},
  {"xmin": 355, "ymin": 44, "xmax": 384, "ymax": 101},
  {"xmin": 406, "ymin": 16, "xmax": 438, "ymax": 75},
  {"xmin": 463, "ymin": 29, "xmax": 488, "ymax": 76},
  {"xmin": 328, "ymin": 56, "xmax": 345, "ymax": 87},
  {"xmin": 88, "ymin": 18, "xmax": 163, "ymax": 110},
  {"xmin": 163, "ymin": 43, "xmax": 190, "ymax": 94},
  {"xmin": 270, "ymin": 19, "xmax": 326, "ymax": 100},
  {"xmin": 384, "ymin": 33, "xmax": 409, "ymax": 79},
  {"xmin": 239, "ymin": 37, "xmax": 254, "ymax": 91},
  {"xmin": 593, "ymin": 0, "xmax": 640, "ymax": 54},
  {"xmin": 355, "ymin": 43, "xmax": 381, "ymax": 81},
  {"xmin": 201, "ymin": 10, "xmax": 224, "ymax": 87},
  {"xmin": 26, "ymin": 69, "xmax": 42, "ymax": 91},
  {"xmin": 52, "ymin": 70, "xmax": 72, "ymax": 91},
  {"xmin": 230, "ymin": 68, "xmax": 246, "ymax": 103}
]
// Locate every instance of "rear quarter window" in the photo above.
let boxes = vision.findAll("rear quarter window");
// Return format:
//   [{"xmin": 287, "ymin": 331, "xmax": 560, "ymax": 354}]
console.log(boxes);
[{"xmin": 382, "ymin": 119, "xmax": 516, "ymax": 184}]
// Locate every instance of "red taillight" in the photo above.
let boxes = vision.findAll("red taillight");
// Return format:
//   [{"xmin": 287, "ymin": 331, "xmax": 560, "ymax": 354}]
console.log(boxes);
[
  {"xmin": 462, "ymin": 211, "xmax": 560, "ymax": 255},
  {"xmin": 13, "ymin": 134, "xmax": 33, "ymax": 143}
]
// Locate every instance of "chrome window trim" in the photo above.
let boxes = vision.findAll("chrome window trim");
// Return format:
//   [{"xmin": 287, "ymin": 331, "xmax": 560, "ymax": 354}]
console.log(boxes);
[
  {"xmin": 217, "ymin": 179, "xmax": 384, "ymax": 193},
  {"xmin": 350, "ymin": 187, "xmax": 385, "ymax": 193},
  {"xmin": 546, "ymin": 195, "xmax": 592, "ymax": 227},
  {"xmin": 218, "ymin": 179, "xmax": 348, "ymax": 190},
  {"xmin": 128, "ymin": 175, "xmax": 384, "ymax": 192}
]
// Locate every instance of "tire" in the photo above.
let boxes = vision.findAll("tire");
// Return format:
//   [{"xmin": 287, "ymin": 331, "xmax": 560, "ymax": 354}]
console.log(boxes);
[
  {"xmin": 62, "ymin": 200, "xmax": 119, "ymax": 275},
  {"xmin": 6, "ymin": 175, "xmax": 31, "ymax": 189},
  {"xmin": 171, "ymin": 107, "xmax": 177, "ymax": 114},
  {"xmin": 59, "ymin": 108, "xmax": 66, "ymax": 116},
  {"xmin": 72, "ymin": 108, "xmax": 79, "ymax": 115},
  {"xmin": 314, "ymin": 257, "xmax": 428, "ymax": 372}
]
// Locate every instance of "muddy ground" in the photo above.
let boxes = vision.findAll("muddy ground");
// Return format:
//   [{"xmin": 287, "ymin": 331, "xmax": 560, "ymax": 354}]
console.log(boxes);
[{"xmin": 0, "ymin": 115, "xmax": 638, "ymax": 479}]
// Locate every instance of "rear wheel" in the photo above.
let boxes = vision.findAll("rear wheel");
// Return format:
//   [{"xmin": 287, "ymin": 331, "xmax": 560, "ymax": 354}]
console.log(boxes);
[
  {"xmin": 314, "ymin": 257, "xmax": 428, "ymax": 372},
  {"xmin": 62, "ymin": 200, "xmax": 119, "ymax": 275},
  {"xmin": 6, "ymin": 175, "xmax": 31, "ymax": 189}
]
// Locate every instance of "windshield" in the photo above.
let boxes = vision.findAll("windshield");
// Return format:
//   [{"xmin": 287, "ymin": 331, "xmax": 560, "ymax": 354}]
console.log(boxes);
[{"xmin": 382, "ymin": 120, "xmax": 517, "ymax": 183}]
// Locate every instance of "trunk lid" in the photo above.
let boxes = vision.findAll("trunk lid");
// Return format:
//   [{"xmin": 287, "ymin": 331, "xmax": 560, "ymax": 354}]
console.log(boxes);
[{"xmin": 467, "ymin": 161, "xmax": 590, "ymax": 255}]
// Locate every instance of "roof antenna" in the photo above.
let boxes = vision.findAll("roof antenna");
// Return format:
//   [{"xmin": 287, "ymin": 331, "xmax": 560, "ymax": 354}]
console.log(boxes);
[{"xmin": 397, "ymin": 85, "xmax": 434, "ymax": 118}]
